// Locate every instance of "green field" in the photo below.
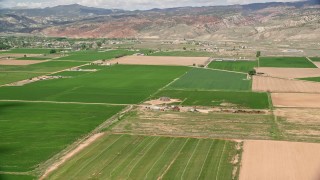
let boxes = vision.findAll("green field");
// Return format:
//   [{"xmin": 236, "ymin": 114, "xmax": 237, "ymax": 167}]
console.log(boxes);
[
  {"xmin": 154, "ymin": 89, "xmax": 270, "ymax": 109},
  {"xmin": 55, "ymin": 49, "xmax": 136, "ymax": 61},
  {"xmin": 0, "ymin": 102, "xmax": 123, "ymax": 174},
  {"xmin": 113, "ymin": 109, "xmax": 274, "ymax": 139},
  {"xmin": 48, "ymin": 134, "xmax": 239, "ymax": 180},
  {"xmin": 310, "ymin": 57, "xmax": 320, "ymax": 62},
  {"xmin": 0, "ymin": 65, "xmax": 190, "ymax": 104},
  {"xmin": 259, "ymin": 57, "xmax": 317, "ymax": 68},
  {"xmin": 150, "ymin": 51, "xmax": 213, "ymax": 57},
  {"xmin": 1, "ymin": 48, "xmax": 54, "ymax": 54},
  {"xmin": 168, "ymin": 68, "xmax": 251, "ymax": 91},
  {"xmin": 208, "ymin": 61, "xmax": 257, "ymax": 73},
  {"xmin": 299, "ymin": 77, "xmax": 320, "ymax": 82},
  {"xmin": 0, "ymin": 174, "xmax": 34, "ymax": 180}
]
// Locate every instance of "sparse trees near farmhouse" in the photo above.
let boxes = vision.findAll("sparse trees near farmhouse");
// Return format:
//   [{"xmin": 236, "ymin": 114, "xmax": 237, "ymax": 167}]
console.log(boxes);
[
  {"xmin": 256, "ymin": 51, "xmax": 261, "ymax": 58},
  {"xmin": 248, "ymin": 69, "xmax": 256, "ymax": 76},
  {"xmin": 81, "ymin": 44, "xmax": 87, "ymax": 50},
  {"xmin": 50, "ymin": 49, "xmax": 57, "ymax": 54},
  {"xmin": 96, "ymin": 41, "xmax": 102, "ymax": 48}
]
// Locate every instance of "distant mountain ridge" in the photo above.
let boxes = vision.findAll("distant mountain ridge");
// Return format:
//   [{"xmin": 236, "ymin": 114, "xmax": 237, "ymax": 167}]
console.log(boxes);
[{"xmin": 0, "ymin": 1, "xmax": 319, "ymax": 40}]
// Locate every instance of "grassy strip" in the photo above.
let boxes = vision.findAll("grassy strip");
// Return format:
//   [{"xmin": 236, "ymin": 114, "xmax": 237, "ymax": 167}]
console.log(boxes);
[{"xmin": 208, "ymin": 61, "xmax": 257, "ymax": 73}]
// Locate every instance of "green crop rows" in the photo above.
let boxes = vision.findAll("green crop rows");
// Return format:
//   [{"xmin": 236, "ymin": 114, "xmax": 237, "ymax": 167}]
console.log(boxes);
[{"xmin": 48, "ymin": 134, "xmax": 238, "ymax": 180}]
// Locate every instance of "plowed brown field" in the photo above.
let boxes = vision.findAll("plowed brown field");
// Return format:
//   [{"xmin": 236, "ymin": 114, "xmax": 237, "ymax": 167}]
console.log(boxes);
[
  {"xmin": 256, "ymin": 67, "xmax": 320, "ymax": 79},
  {"xmin": 240, "ymin": 140, "xmax": 320, "ymax": 180},
  {"xmin": 109, "ymin": 56, "xmax": 210, "ymax": 66},
  {"xmin": 252, "ymin": 76, "xmax": 320, "ymax": 93},
  {"xmin": 272, "ymin": 93, "xmax": 320, "ymax": 108},
  {"xmin": 0, "ymin": 60, "xmax": 46, "ymax": 65}
]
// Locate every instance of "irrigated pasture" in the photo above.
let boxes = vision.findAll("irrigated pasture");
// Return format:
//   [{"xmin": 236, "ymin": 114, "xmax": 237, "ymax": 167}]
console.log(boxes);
[
  {"xmin": 0, "ymin": 102, "xmax": 123, "ymax": 174},
  {"xmin": 256, "ymin": 67, "xmax": 320, "ymax": 79},
  {"xmin": 153, "ymin": 89, "xmax": 270, "ymax": 109},
  {"xmin": 259, "ymin": 57, "xmax": 317, "ymax": 68},
  {"xmin": 168, "ymin": 68, "xmax": 251, "ymax": 91},
  {"xmin": 55, "ymin": 49, "xmax": 136, "ymax": 61},
  {"xmin": 272, "ymin": 93, "xmax": 320, "ymax": 108},
  {"xmin": 109, "ymin": 56, "xmax": 210, "ymax": 66},
  {"xmin": 208, "ymin": 61, "xmax": 257, "ymax": 73},
  {"xmin": 0, "ymin": 65, "xmax": 190, "ymax": 104},
  {"xmin": 112, "ymin": 109, "xmax": 274, "ymax": 139},
  {"xmin": 240, "ymin": 140, "xmax": 320, "ymax": 180},
  {"xmin": 252, "ymin": 76, "xmax": 320, "ymax": 93},
  {"xmin": 47, "ymin": 134, "xmax": 240, "ymax": 180},
  {"xmin": 150, "ymin": 51, "xmax": 215, "ymax": 57}
]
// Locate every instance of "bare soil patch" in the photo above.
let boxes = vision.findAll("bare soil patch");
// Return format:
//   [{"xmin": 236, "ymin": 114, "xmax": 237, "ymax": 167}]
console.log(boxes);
[
  {"xmin": 252, "ymin": 76, "xmax": 320, "ymax": 93},
  {"xmin": 256, "ymin": 67, "xmax": 320, "ymax": 79},
  {"xmin": 0, "ymin": 54, "xmax": 41, "ymax": 59},
  {"xmin": 0, "ymin": 60, "xmax": 46, "ymax": 66},
  {"xmin": 240, "ymin": 140, "xmax": 320, "ymax": 180},
  {"xmin": 272, "ymin": 93, "xmax": 320, "ymax": 108},
  {"xmin": 144, "ymin": 98, "xmax": 181, "ymax": 105},
  {"xmin": 108, "ymin": 56, "xmax": 210, "ymax": 66},
  {"xmin": 6, "ymin": 75, "xmax": 67, "ymax": 86},
  {"xmin": 274, "ymin": 108, "xmax": 320, "ymax": 123}
]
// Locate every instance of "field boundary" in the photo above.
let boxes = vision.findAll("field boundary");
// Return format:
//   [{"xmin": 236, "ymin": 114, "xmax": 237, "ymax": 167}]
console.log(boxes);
[{"xmin": 200, "ymin": 66, "xmax": 248, "ymax": 75}]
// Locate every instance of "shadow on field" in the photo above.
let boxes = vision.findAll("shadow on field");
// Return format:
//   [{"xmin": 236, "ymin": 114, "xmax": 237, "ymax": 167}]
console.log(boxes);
[{"xmin": 0, "ymin": 102, "xmax": 26, "ymax": 114}]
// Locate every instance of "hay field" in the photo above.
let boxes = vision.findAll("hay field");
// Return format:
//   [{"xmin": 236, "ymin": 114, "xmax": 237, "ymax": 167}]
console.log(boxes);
[
  {"xmin": 109, "ymin": 56, "xmax": 209, "ymax": 66},
  {"xmin": 47, "ymin": 134, "xmax": 240, "ymax": 180},
  {"xmin": 272, "ymin": 93, "xmax": 320, "ymax": 108},
  {"xmin": 111, "ymin": 109, "xmax": 274, "ymax": 140},
  {"xmin": 252, "ymin": 76, "xmax": 320, "ymax": 93},
  {"xmin": 256, "ymin": 67, "xmax": 320, "ymax": 79},
  {"xmin": 240, "ymin": 140, "xmax": 320, "ymax": 180},
  {"xmin": 275, "ymin": 108, "xmax": 320, "ymax": 143}
]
